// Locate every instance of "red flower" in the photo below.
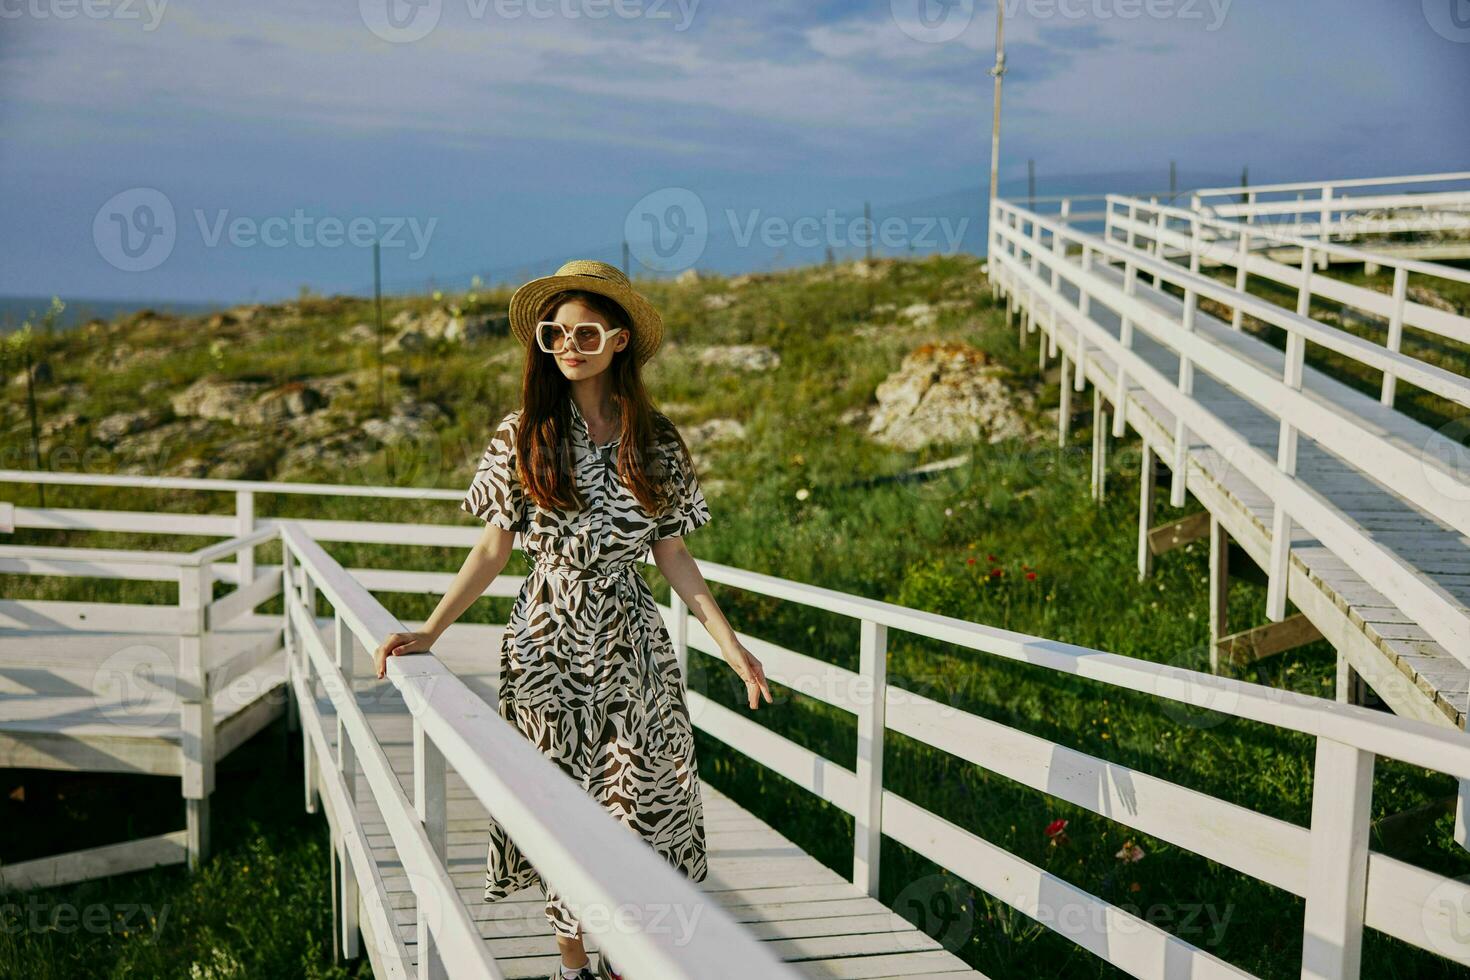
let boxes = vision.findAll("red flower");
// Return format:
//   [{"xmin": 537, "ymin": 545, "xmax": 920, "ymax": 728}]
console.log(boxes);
[
  {"xmin": 1026, "ymin": 571, "xmax": 1037, "ymax": 581},
  {"xmin": 967, "ymin": 557, "xmax": 976, "ymax": 565},
  {"xmin": 987, "ymin": 554, "xmax": 997, "ymax": 562},
  {"xmin": 1044, "ymin": 818, "xmax": 1068, "ymax": 840},
  {"xmin": 990, "ymin": 568, "xmax": 1003, "ymax": 578}
]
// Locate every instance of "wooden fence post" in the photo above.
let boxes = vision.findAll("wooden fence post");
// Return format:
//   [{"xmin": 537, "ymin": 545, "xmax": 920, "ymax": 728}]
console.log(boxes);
[
  {"xmin": 1379, "ymin": 266, "xmax": 1408, "ymax": 407},
  {"xmin": 1267, "ymin": 247, "xmax": 1312, "ymax": 622},
  {"xmin": 336, "ymin": 613, "xmax": 361, "ymax": 961},
  {"xmin": 414, "ymin": 718, "xmax": 449, "ymax": 980},
  {"xmin": 180, "ymin": 563, "xmax": 213, "ymax": 871},
  {"xmin": 853, "ymin": 619, "xmax": 888, "ymax": 899},
  {"xmin": 1300, "ymin": 738, "xmax": 1373, "ymax": 980}
]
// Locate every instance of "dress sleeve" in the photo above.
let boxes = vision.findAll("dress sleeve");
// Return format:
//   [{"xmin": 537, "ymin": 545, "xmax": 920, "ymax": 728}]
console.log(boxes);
[
  {"xmin": 461, "ymin": 412, "xmax": 526, "ymax": 532},
  {"xmin": 651, "ymin": 437, "xmax": 711, "ymax": 542}
]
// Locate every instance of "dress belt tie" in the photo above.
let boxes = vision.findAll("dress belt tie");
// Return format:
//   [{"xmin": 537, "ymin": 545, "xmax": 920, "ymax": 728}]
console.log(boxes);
[{"xmin": 529, "ymin": 556, "xmax": 685, "ymax": 761}]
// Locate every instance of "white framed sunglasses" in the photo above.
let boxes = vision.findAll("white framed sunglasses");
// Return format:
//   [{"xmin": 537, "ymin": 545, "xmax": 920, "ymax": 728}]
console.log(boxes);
[{"xmin": 536, "ymin": 320, "xmax": 624, "ymax": 356}]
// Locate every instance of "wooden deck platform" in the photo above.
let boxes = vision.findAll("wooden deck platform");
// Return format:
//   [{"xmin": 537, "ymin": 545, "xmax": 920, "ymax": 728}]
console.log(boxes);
[
  {"xmin": 1035, "ymin": 257, "xmax": 1470, "ymax": 728},
  {"xmin": 0, "ymin": 612, "xmax": 287, "ymax": 774},
  {"xmin": 311, "ymin": 618, "xmax": 986, "ymax": 980}
]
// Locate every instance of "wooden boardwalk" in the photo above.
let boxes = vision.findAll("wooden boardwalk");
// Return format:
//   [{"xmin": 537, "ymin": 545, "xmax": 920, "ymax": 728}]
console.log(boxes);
[
  {"xmin": 311, "ymin": 618, "xmax": 986, "ymax": 979},
  {"xmin": 1018, "ymin": 251, "xmax": 1470, "ymax": 728}
]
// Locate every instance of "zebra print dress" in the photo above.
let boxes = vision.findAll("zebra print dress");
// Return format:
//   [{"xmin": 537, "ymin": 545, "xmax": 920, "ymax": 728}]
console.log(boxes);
[{"xmin": 460, "ymin": 396, "xmax": 711, "ymax": 941}]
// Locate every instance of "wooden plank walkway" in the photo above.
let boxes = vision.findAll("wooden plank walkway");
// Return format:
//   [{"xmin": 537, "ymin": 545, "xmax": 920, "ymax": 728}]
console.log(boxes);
[
  {"xmin": 1034, "ymin": 256, "xmax": 1470, "ymax": 727},
  {"xmin": 0, "ymin": 614, "xmax": 287, "ymax": 774},
  {"xmin": 313, "ymin": 619, "xmax": 986, "ymax": 980}
]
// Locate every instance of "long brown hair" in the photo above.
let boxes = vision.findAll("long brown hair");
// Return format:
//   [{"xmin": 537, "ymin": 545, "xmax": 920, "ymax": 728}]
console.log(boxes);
[{"xmin": 512, "ymin": 288, "xmax": 690, "ymax": 517}]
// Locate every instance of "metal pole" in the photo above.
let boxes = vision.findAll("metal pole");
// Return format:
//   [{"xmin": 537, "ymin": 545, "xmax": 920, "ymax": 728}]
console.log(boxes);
[{"xmin": 987, "ymin": 2, "xmax": 1007, "ymax": 209}]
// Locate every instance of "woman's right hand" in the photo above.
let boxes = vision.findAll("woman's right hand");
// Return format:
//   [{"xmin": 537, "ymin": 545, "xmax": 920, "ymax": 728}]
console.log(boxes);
[{"xmin": 374, "ymin": 631, "xmax": 436, "ymax": 679}]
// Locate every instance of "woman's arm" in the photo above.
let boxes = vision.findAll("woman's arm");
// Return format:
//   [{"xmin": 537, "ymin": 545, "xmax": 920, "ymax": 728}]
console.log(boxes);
[
  {"xmin": 652, "ymin": 536, "xmax": 773, "ymax": 710},
  {"xmin": 373, "ymin": 524, "xmax": 517, "ymax": 679}
]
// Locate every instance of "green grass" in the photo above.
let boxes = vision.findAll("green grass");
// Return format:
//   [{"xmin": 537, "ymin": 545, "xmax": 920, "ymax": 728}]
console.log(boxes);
[
  {"xmin": 2, "ymin": 255, "xmax": 1466, "ymax": 978},
  {"xmin": 0, "ymin": 720, "xmax": 360, "ymax": 980}
]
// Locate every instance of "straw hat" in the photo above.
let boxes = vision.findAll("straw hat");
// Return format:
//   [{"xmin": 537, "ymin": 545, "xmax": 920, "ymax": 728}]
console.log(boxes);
[{"xmin": 509, "ymin": 259, "xmax": 663, "ymax": 366}]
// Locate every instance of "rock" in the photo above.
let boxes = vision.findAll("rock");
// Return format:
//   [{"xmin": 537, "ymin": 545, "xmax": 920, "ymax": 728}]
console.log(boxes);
[
  {"xmin": 866, "ymin": 342, "xmax": 1033, "ymax": 450},
  {"xmin": 42, "ymin": 411, "xmax": 85, "ymax": 437},
  {"xmin": 697, "ymin": 344, "xmax": 781, "ymax": 372},
  {"xmin": 278, "ymin": 428, "xmax": 379, "ymax": 475},
  {"xmin": 243, "ymin": 382, "xmax": 325, "ymax": 426},
  {"xmin": 113, "ymin": 418, "xmax": 215, "ymax": 460},
  {"xmin": 172, "ymin": 377, "xmax": 268, "ymax": 422},
  {"xmin": 94, "ymin": 409, "xmax": 162, "ymax": 444},
  {"xmin": 839, "ymin": 405, "xmax": 870, "ymax": 427},
  {"xmin": 444, "ymin": 312, "xmax": 509, "ymax": 343},
  {"xmin": 685, "ymin": 417, "xmax": 746, "ymax": 446},
  {"xmin": 899, "ymin": 303, "xmax": 937, "ymax": 329},
  {"xmin": 701, "ymin": 293, "xmax": 736, "ymax": 311},
  {"xmin": 385, "ymin": 327, "xmax": 428, "ymax": 353},
  {"xmin": 206, "ymin": 311, "xmax": 238, "ymax": 330},
  {"xmin": 361, "ymin": 399, "xmax": 446, "ymax": 445},
  {"xmin": 10, "ymin": 361, "xmax": 52, "ymax": 386},
  {"xmin": 675, "ymin": 269, "xmax": 701, "ymax": 285},
  {"xmin": 344, "ymin": 322, "xmax": 377, "ymax": 344},
  {"xmin": 1409, "ymin": 285, "xmax": 1461, "ymax": 315}
]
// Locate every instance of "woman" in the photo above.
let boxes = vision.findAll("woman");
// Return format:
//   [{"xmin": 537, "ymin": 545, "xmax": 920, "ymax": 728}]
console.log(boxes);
[{"xmin": 373, "ymin": 259, "xmax": 773, "ymax": 980}]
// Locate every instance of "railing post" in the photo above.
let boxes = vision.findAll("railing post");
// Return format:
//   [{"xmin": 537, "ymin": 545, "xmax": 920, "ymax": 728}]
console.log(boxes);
[
  {"xmin": 1171, "ymin": 253, "xmax": 1198, "ymax": 508},
  {"xmin": 414, "ymin": 718, "xmax": 448, "ymax": 980},
  {"xmin": 1074, "ymin": 247, "xmax": 1091, "ymax": 394},
  {"xmin": 1319, "ymin": 185, "xmax": 1334, "ymax": 248},
  {"xmin": 1058, "ymin": 354, "xmax": 1072, "ymax": 447},
  {"xmin": 1090, "ymin": 388, "xmax": 1108, "ymax": 502},
  {"xmin": 282, "ymin": 544, "xmax": 300, "ymax": 733},
  {"xmin": 852, "ymin": 619, "xmax": 887, "ymax": 898},
  {"xmin": 302, "ymin": 568, "xmax": 320, "ymax": 815},
  {"xmin": 670, "ymin": 589, "xmax": 691, "ymax": 681},
  {"xmin": 180, "ymin": 562, "xmax": 213, "ymax": 871},
  {"xmin": 1231, "ymin": 227, "xmax": 1250, "ymax": 331},
  {"xmin": 1267, "ymin": 247, "xmax": 1313, "ymax": 621},
  {"xmin": 235, "ymin": 489, "xmax": 255, "ymax": 590},
  {"xmin": 336, "ymin": 613, "xmax": 361, "ymax": 961},
  {"xmin": 1137, "ymin": 441, "xmax": 1156, "ymax": 580},
  {"xmin": 1379, "ymin": 266, "xmax": 1408, "ymax": 407},
  {"xmin": 1113, "ymin": 261, "xmax": 1137, "ymax": 437},
  {"xmin": 1300, "ymin": 738, "xmax": 1373, "ymax": 980}
]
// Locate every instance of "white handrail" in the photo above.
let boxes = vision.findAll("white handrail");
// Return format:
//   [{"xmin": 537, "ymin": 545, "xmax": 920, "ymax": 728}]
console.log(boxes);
[
  {"xmin": 988, "ymin": 200, "xmax": 1470, "ymax": 663},
  {"xmin": 278, "ymin": 521, "xmax": 799, "ymax": 980},
  {"xmin": 8, "ymin": 478, "xmax": 1470, "ymax": 977},
  {"xmin": 1193, "ymin": 171, "xmax": 1470, "ymax": 199}
]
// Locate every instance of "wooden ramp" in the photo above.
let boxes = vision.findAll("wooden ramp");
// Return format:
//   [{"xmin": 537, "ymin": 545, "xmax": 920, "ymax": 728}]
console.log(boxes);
[
  {"xmin": 1025, "ymin": 253, "xmax": 1470, "ymax": 728},
  {"xmin": 311, "ymin": 618, "xmax": 985, "ymax": 980}
]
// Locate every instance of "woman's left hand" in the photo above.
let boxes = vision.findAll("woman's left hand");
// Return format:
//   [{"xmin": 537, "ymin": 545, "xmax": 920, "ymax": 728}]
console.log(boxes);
[{"xmin": 723, "ymin": 641, "xmax": 773, "ymax": 710}]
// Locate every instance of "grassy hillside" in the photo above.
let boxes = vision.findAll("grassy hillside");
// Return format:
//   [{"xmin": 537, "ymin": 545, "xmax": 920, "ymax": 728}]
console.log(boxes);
[{"xmin": 2, "ymin": 256, "xmax": 1466, "ymax": 979}]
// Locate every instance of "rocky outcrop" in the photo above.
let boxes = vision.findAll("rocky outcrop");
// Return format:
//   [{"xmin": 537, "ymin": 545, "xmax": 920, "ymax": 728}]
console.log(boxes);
[
  {"xmin": 697, "ymin": 344, "xmax": 781, "ymax": 372},
  {"xmin": 866, "ymin": 342, "xmax": 1033, "ymax": 450}
]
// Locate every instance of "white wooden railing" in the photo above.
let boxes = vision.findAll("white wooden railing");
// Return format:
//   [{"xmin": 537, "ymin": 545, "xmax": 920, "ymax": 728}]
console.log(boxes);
[
  {"xmin": 6, "ymin": 466, "xmax": 1470, "ymax": 979},
  {"xmin": 1187, "ymin": 171, "xmax": 1470, "ymax": 241},
  {"xmin": 1102, "ymin": 193, "xmax": 1470, "ymax": 406},
  {"xmin": 985, "ymin": 198, "xmax": 1470, "ymax": 660}
]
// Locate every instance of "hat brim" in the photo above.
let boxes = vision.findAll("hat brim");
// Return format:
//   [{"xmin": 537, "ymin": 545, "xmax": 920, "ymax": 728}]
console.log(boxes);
[{"xmin": 509, "ymin": 273, "xmax": 663, "ymax": 365}]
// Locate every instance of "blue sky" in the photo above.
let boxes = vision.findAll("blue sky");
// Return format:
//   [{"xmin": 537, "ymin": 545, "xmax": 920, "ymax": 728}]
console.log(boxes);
[{"xmin": 1, "ymin": 0, "xmax": 1466, "ymax": 306}]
